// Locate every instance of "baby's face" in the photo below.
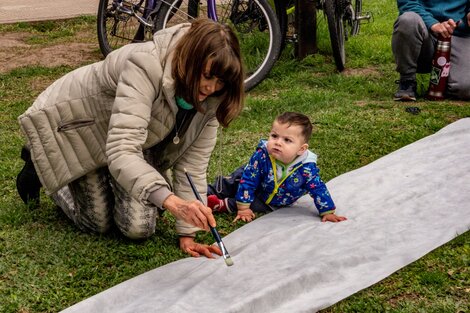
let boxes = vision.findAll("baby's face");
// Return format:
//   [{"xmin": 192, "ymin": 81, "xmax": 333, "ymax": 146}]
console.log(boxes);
[{"xmin": 266, "ymin": 121, "xmax": 307, "ymax": 164}]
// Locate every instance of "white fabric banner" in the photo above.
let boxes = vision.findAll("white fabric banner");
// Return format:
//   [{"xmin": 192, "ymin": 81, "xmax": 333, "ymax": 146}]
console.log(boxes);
[{"xmin": 62, "ymin": 118, "xmax": 470, "ymax": 313}]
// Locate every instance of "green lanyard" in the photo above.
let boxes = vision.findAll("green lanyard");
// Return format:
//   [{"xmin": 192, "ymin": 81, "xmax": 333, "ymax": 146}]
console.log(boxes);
[{"xmin": 265, "ymin": 155, "xmax": 303, "ymax": 204}]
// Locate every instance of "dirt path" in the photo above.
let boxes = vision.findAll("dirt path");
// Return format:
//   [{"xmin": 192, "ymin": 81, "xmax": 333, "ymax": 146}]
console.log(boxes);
[
  {"xmin": 0, "ymin": 28, "xmax": 100, "ymax": 74},
  {"xmin": 0, "ymin": 0, "xmax": 98, "ymax": 24}
]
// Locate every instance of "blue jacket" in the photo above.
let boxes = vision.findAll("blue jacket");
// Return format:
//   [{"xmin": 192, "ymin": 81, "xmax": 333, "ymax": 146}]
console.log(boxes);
[
  {"xmin": 235, "ymin": 140, "xmax": 336, "ymax": 216},
  {"xmin": 397, "ymin": 0, "xmax": 470, "ymax": 37}
]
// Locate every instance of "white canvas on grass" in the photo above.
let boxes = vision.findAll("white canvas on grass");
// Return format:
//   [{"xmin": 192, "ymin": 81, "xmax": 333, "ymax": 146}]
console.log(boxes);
[{"xmin": 62, "ymin": 118, "xmax": 470, "ymax": 313}]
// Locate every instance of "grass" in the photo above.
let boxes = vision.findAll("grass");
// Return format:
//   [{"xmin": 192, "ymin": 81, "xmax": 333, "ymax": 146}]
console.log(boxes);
[{"xmin": 1, "ymin": 1, "xmax": 469, "ymax": 312}]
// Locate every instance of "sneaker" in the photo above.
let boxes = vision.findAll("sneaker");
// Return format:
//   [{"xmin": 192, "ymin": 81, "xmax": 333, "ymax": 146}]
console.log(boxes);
[
  {"xmin": 207, "ymin": 195, "xmax": 228, "ymax": 213},
  {"xmin": 16, "ymin": 146, "xmax": 42, "ymax": 209},
  {"xmin": 393, "ymin": 79, "xmax": 417, "ymax": 101}
]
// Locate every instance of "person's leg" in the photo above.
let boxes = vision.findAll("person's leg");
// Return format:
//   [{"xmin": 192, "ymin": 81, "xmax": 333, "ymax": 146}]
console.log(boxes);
[
  {"xmin": 208, "ymin": 194, "xmax": 273, "ymax": 214},
  {"xmin": 16, "ymin": 146, "xmax": 42, "ymax": 209},
  {"xmin": 111, "ymin": 176, "xmax": 159, "ymax": 239},
  {"xmin": 207, "ymin": 165, "xmax": 244, "ymax": 199},
  {"xmin": 392, "ymin": 12, "xmax": 435, "ymax": 100},
  {"xmin": 447, "ymin": 35, "xmax": 470, "ymax": 100},
  {"xmin": 207, "ymin": 165, "xmax": 245, "ymax": 213},
  {"xmin": 246, "ymin": 195, "xmax": 274, "ymax": 213},
  {"xmin": 207, "ymin": 165, "xmax": 274, "ymax": 214},
  {"xmin": 51, "ymin": 167, "xmax": 114, "ymax": 233}
]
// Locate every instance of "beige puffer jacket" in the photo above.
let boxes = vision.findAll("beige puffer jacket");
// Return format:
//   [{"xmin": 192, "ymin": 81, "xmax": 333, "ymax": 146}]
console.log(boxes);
[{"xmin": 18, "ymin": 23, "xmax": 221, "ymax": 236}]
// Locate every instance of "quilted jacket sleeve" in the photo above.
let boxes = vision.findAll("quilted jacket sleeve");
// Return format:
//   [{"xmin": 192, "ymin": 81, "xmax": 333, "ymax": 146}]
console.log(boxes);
[
  {"xmin": 172, "ymin": 117, "xmax": 219, "ymax": 237},
  {"xmin": 106, "ymin": 51, "xmax": 172, "ymax": 204}
]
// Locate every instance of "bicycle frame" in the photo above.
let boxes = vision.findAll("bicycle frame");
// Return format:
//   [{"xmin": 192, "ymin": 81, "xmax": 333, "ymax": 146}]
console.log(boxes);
[
  {"xmin": 113, "ymin": 0, "xmax": 219, "ymax": 26},
  {"xmin": 112, "ymin": 0, "xmax": 154, "ymax": 27}
]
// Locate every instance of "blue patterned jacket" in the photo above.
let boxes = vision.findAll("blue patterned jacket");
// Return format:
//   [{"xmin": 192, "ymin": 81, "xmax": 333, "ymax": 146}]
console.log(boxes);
[{"xmin": 235, "ymin": 140, "xmax": 336, "ymax": 216}]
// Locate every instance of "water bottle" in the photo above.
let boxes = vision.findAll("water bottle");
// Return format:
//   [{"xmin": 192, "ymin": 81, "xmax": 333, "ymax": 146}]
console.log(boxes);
[{"xmin": 426, "ymin": 35, "xmax": 451, "ymax": 100}]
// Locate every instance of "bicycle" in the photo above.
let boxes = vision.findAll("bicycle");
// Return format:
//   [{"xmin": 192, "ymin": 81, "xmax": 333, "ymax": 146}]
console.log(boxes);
[
  {"xmin": 274, "ymin": 0, "xmax": 371, "ymax": 71},
  {"xmin": 97, "ymin": 0, "xmax": 282, "ymax": 91}
]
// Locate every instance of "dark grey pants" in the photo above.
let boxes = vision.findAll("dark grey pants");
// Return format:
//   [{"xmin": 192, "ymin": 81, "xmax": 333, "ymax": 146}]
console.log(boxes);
[
  {"xmin": 392, "ymin": 12, "xmax": 470, "ymax": 99},
  {"xmin": 207, "ymin": 166, "xmax": 274, "ymax": 213}
]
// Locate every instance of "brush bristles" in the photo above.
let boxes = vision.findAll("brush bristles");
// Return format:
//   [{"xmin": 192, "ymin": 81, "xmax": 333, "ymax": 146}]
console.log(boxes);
[{"xmin": 224, "ymin": 256, "xmax": 234, "ymax": 267}]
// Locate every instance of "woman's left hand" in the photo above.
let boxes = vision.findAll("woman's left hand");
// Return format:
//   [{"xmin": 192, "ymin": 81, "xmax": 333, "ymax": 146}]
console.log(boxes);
[{"xmin": 179, "ymin": 236, "xmax": 222, "ymax": 258}]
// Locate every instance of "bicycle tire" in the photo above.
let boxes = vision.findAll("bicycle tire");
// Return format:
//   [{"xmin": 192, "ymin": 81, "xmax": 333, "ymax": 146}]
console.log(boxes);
[
  {"xmin": 155, "ymin": 0, "xmax": 282, "ymax": 91},
  {"xmin": 324, "ymin": 0, "xmax": 345, "ymax": 71},
  {"xmin": 97, "ymin": 0, "xmax": 155, "ymax": 56}
]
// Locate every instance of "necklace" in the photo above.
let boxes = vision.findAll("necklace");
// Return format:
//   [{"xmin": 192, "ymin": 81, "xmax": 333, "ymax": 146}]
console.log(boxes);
[
  {"xmin": 173, "ymin": 110, "xmax": 189, "ymax": 145},
  {"xmin": 173, "ymin": 97, "xmax": 194, "ymax": 145}
]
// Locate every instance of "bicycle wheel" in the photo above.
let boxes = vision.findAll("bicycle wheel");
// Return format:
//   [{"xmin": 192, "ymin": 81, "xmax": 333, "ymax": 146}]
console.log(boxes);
[
  {"xmin": 97, "ymin": 0, "xmax": 155, "ymax": 56},
  {"xmin": 323, "ymin": 0, "xmax": 345, "ymax": 71},
  {"xmin": 155, "ymin": 0, "xmax": 282, "ymax": 91}
]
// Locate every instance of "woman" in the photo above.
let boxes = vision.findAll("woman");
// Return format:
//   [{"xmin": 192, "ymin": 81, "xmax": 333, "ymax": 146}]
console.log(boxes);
[{"xmin": 16, "ymin": 19, "xmax": 245, "ymax": 258}]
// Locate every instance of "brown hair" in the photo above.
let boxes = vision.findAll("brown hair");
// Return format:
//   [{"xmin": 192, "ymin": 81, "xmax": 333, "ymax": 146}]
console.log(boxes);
[
  {"xmin": 275, "ymin": 112, "xmax": 313, "ymax": 143},
  {"xmin": 172, "ymin": 18, "xmax": 245, "ymax": 127}
]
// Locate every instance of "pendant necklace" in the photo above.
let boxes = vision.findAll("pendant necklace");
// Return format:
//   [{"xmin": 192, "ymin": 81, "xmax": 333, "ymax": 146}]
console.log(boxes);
[
  {"xmin": 173, "ymin": 136, "xmax": 180, "ymax": 145},
  {"xmin": 173, "ymin": 97, "xmax": 194, "ymax": 145},
  {"xmin": 173, "ymin": 97, "xmax": 193, "ymax": 145},
  {"xmin": 173, "ymin": 112, "xmax": 186, "ymax": 145}
]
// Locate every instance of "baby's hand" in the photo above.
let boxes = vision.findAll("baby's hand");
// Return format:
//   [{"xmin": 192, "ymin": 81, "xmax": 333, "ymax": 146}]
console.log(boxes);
[
  {"xmin": 321, "ymin": 213, "xmax": 347, "ymax": 223},
  {"xmin": 233, "ymin": 207, "xmax": 255, "ymax": 223}
]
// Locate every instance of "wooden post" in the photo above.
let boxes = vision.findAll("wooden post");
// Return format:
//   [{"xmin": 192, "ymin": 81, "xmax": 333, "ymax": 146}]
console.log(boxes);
[{"xmin": 295, "ymin": 0, "xmax": 317, "ymax": 59}]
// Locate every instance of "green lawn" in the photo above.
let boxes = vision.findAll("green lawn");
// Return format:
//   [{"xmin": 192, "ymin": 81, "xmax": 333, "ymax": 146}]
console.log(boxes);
[{"xmin": 0, "ymin": 1, "xmax": 469, "ymax": 312}]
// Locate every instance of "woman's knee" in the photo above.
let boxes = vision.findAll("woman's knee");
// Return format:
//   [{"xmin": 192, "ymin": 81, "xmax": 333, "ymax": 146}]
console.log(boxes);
[
  {"xmin": 117, "ymin": 219, "xmax": 156, "ymax": 240},
  {"xmin": 113, "ymin": 200, "xmax": 157, "ymax": 239}
]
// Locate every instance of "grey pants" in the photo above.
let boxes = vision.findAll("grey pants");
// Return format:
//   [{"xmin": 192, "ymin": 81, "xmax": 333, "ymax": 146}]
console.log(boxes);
[
  {"xmin": 392, "ymin": 12, "xmax": 470, "ymax": 99},
  {"xmin": 51, "ymin": 167, "xmax": 159, "ymax": 239}
]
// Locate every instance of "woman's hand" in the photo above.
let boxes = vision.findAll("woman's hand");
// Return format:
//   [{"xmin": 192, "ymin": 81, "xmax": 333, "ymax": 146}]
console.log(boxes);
[
  {"xmin": 233, "ymin": 206, "xmax": 255, "ymax": 223},
  {"xmin": 163, "ymin": 194, "xmax": 216, "ymax": 230},
  {"xmin": 321, "ymin": 213, "xmax": 347, "ymax": 223},
  {"xmin": 179, "ymin": 236, "xmax": 222, "ymax": 258}
]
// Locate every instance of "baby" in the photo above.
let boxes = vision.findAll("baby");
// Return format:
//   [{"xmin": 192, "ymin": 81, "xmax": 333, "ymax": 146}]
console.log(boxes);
[{"xmin": 207, "ymin": 112, "xmax": 346, "ymax": 223}]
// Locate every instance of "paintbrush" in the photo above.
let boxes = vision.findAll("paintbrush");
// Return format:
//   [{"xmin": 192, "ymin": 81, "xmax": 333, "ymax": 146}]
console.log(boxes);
[{"xmin": 184, "ymin": 168, "xmax": 234, "ymax": 267}]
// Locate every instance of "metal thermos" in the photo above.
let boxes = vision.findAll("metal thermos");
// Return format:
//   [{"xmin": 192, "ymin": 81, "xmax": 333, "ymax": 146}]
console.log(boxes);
[{"xmin": 426, "ymin": 35, "xmax": 451, "ymax": 100}]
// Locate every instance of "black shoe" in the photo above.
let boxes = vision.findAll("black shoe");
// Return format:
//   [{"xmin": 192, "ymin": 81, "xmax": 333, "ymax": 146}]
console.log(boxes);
[
  {"xmin": 16, "ymin": 146, "xmax": 42, "ymax": 209},
  {"xmin": 393, "ymin": 79, "xmax": 417, "ymax": 101}
]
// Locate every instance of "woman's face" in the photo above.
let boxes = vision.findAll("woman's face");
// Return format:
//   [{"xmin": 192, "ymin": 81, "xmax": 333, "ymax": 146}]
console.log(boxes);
[{"xmin": 198, "ymin": 60, "xmax": 225, "ymax": 101}]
